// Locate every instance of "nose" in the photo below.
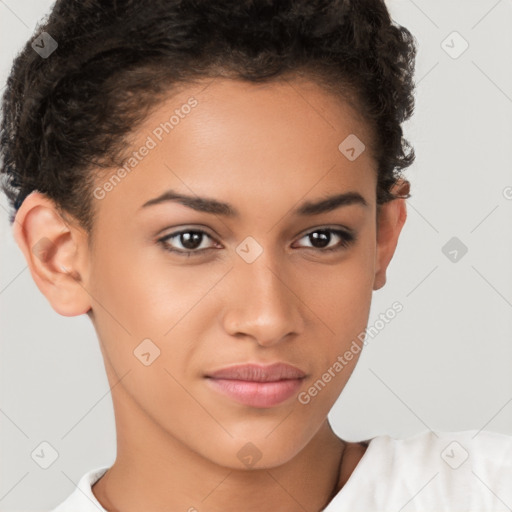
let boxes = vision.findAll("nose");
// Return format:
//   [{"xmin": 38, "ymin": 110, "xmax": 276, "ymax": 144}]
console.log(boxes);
[{"xmin": 220, "ymin": 251, "xmax": 305, "ymax": 347}]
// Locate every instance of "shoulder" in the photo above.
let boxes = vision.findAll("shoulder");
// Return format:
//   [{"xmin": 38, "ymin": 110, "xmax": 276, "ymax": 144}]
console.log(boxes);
[
  {"xmin": 374, "ymin": 429, "xmax": 512, "ymax": 508},
  {"xmin": 327, "ymin": 429, "xmax": 512, "ymax": 511},
  {"xmin": 50, "ymin": 466, "xmax": 110, "ymax": 512},
  {"xmin": 387, "ymin": 428, "xmax": 512, "ymax": 465}
]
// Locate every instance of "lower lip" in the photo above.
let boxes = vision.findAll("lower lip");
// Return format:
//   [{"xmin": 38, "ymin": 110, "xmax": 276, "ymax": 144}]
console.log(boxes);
[{"xmin": 206, "ymin": 378, "xmax": 304, "ymax": 408}]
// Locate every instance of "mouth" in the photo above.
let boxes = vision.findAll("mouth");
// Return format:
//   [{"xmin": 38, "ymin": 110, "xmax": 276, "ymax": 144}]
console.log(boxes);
[{"xmin": 204, "ymin": 363, "xmax": 306, "ymax": 408}]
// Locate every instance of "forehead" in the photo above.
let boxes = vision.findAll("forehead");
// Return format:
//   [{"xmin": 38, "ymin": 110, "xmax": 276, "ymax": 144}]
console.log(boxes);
[{"xmin": 92, "ymin": 77, "xmax": 377, "ymax": 222}]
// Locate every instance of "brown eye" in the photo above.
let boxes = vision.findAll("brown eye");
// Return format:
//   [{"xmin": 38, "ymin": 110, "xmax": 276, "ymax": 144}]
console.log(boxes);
[
  {"xmin": 157, "ymin": 226, "xmax": 356, "ymax": 258},
  {"xmin": 158, "ymin": 229, "xmax": 218, "ymax": 256},
  {"xmin": 294, "ymin": 228, "xmax": 356, "ymax": 252}
]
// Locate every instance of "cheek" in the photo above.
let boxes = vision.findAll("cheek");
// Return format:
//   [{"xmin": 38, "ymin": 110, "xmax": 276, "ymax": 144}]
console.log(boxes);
[
  {"xmin": 89, "ymin": 238, "xmax": 188, "ymax": 337},
  {"xmin": 303, "ymin": 245, "xmax": 375, "ymax": 395},
  {"xmin": 87, "ymin": 245, "xmax": 203, "ymax": 424},
  {"xmin": 88, "ymin": 241, "xmax": 221, "ymax": 379},
  {"xmin": 306, "ymin": 251, "xmax": 375, "ymax": 337}
]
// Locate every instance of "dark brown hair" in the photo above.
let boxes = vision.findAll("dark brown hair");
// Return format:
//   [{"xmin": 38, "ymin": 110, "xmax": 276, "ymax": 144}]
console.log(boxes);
[{"xmin": 0, "ymin": 0, "xmax": 416, "ymax": 236}]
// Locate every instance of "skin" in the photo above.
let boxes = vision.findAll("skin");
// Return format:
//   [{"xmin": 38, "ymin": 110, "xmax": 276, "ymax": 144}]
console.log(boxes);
[{"xmin": 13, "ymin": 77, "xmax": 408, "ymax": 512}]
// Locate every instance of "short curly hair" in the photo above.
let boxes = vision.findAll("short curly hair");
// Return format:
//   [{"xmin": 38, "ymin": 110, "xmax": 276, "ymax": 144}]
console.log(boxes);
[{"xmin": 0, "ymin": 0, "xmax": 416, "ymax": 235}]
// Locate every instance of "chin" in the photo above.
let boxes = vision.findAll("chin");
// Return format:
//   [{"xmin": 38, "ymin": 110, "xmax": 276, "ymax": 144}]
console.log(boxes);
[{"xmin": 196, "ymin": 428, "xmax": 311, "ymax": 470}]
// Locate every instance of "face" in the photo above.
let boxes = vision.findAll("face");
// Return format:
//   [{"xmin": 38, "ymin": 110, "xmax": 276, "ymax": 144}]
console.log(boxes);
[{"xmin": 14, "ymin": 77, "xmax": 407, "ymax": 470}]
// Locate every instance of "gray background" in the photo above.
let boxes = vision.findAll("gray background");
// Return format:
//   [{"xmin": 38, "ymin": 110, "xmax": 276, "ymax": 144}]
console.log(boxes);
[{"xmin": 1, "ymin": 0, "xmax": 512, "ymax": 510}]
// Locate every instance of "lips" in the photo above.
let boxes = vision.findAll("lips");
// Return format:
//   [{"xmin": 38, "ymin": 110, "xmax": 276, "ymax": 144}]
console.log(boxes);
[
  {"xmin": 205, "ymin": 363, "xmax": 306, "ymax": 408},
  {"xmin": 207, "ymin": 363, "xmax": 306, "ymax": 381}
]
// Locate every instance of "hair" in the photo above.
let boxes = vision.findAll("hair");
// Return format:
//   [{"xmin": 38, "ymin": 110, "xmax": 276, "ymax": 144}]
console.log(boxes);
[{"xmin": 0, "ymin": 0, "xmax": 416, "ymax": 238}]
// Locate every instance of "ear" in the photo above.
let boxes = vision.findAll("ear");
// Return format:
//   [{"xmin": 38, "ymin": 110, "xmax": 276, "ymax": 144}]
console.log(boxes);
[
  {"xmin": 373, "ymin": 178, "xmax": 410, "ymax": 291},
  {"xmin": 12, "ymin": 191, "xmax": 92, "ymax": 316}
]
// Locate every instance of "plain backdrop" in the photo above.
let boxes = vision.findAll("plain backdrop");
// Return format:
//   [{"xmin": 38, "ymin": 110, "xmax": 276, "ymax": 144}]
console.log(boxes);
[{"xmin": 1, "ymin": 0, "xmax": 512, "ymax": 510}]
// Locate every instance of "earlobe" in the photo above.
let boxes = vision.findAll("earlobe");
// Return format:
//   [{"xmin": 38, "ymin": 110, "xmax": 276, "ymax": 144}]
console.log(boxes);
[
  {"xmin": 12, "ymin": 191, "xmax": 92, "ymax": 316},
  {"xmin": 373, "ymin": 179, "xmax": 409, "ymax": 291}
]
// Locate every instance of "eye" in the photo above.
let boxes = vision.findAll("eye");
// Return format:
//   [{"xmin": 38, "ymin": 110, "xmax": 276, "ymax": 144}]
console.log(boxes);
[
  {"xmin": 293, "ymin": 228, "xmax": 356, "ymax": 252},
  {"xmin": 158, "ymin": 229, "xmax": 218, "ymax": 257},
  {"xmin": 157, "ymin": 226, "xmax": 356, "ymax": 257}
]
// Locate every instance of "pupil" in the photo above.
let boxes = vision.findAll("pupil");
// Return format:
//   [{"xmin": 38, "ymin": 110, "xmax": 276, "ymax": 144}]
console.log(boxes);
[
  {"xmin": 310, "ymin": 230, "xmax": 330, "ymax": 248},
  {"xmin": 181, "ymin": 232, "xmax": 202, "ymax": 250}
]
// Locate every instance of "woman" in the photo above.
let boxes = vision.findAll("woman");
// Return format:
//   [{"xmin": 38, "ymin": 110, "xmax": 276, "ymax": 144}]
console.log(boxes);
[{"xmin": 1, "ymin": 0, "xmax": 511, "ymax": 510}]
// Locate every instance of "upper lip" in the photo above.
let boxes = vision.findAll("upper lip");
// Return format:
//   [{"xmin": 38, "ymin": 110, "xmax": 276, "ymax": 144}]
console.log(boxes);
[{"xmin": 206, "ymin": 363, "xmax": 306, "ymax": 382}]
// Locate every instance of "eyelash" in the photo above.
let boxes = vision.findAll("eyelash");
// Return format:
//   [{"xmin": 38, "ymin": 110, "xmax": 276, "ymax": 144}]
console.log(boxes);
[{"xmin": 157, "ymin": 227, "xmax": 356, "ymax": 258}]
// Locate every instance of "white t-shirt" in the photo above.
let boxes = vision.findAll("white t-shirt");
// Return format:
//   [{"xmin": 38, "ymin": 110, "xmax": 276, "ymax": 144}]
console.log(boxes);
[{"xmin": 50, "ymin": 429, "xmax": 512, "ymax": 512}]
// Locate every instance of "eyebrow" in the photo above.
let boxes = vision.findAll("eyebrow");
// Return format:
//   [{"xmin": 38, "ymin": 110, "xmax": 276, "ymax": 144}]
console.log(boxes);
[{"xmin": 140, "ymin": 189, "xmax": 368, "ymax": 217}]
